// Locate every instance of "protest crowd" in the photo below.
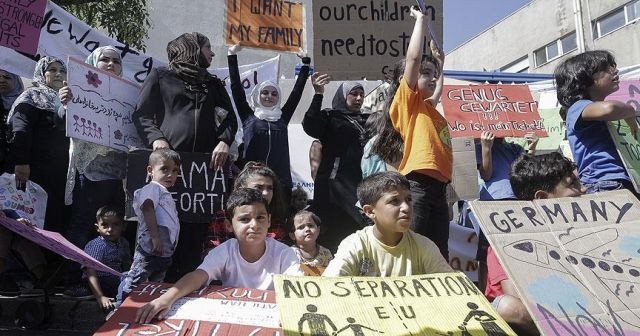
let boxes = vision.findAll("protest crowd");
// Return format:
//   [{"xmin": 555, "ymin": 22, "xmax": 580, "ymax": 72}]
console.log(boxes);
[{"xmin": 1, "ymin": 2, "xmax": 639, "ymax": 336}]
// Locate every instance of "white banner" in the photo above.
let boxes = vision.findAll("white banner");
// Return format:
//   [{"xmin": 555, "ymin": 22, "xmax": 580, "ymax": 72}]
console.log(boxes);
[{"xmin": 66, "ymin": 57, "xmax": 143, "ymax": 150}]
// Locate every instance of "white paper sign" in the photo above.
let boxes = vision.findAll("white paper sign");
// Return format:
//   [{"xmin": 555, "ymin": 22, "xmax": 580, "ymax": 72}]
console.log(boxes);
[{"xmin": 66, "ymin": 57, "xmax": 143, "ymax": 151}]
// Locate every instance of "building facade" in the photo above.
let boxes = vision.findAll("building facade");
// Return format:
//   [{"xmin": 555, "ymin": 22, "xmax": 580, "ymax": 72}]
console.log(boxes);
[{"xmin": 446, "ymin": 0, "xmax": 640, "ymax": 74}]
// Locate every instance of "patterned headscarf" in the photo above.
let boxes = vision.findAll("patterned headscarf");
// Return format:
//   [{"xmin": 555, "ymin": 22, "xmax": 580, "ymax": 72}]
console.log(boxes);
[
  {"xmin": 0, "ymin": 69, "xmax": 24, "ymax": 112},
  {"xmin": 249, "ymin": 80, "xmax": 282, "ymax": 122},
  {"xmin": 85, "ymin": 46, "xmax": 122, "ymax": 76},
  {"xmin": 166, "ymin": 32, "xmax": 212, "ymax": 84},
  {"xmin": 6, "ymin": 56, "xmax": 65, "ymax": 124},
  {"xmin": 332, "ymin": 81, "xmax": 363, "ymax": 111}
]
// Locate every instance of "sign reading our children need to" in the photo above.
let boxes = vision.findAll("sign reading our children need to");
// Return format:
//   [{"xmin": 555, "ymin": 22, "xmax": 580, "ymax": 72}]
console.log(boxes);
[{"xmin": 442, "ymin": 84, "xmax": 548, "ymax": 138}]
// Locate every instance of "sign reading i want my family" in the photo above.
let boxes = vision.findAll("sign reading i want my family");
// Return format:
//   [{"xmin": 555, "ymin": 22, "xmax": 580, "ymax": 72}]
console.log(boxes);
[
  {"xmin": 125, "ymin": 149, "xmax": 231, "ymax": 223},
  {"xmin": 226, "ymin": 0, "xmax": 305, "ymax": 52},
  {"xmin": 469, "ymin": 190, "xmax": 640, "ymax": 335},
  {"xmin": 274, "ymin": 274, "xmax": 515, "ymax": 335},
  {"xmin": 0, "ymin": 0, "xmax": 47, "ymax": 54},
  {"xmin": 442, "ymin": 84, "xmax": 548, "ymax": 139},
  {"xmin": 94, "ymin": 282, "xmax": 281, "ymax": 336},
  {"xmin": 66, "ymin": 57, "xmax": 144, "ymax": 151}
]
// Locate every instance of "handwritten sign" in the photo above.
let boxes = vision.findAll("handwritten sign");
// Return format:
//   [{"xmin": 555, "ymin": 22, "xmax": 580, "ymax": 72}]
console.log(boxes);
[
  {"xmin": 312, "ymin": 0, "xmax": 443, "ymax": 80},
  {"xmin": 0, "ymin": 173, "xmax": 47, "ymax": 228},
  {"xmin": 66, "ymin": 57, "xmax": 143, "ymax": 151},
  {"xmin": 0, "ymin": 217, "xmax": 121, "ymax": 276},
  {"xmin": 442, "ymin": 84, "xmax": 548, "ymax": 139},
  {"xmin": 125, "ymin": 149, "xmax": 230, "ymax": 223},
  {"xmin": 608, "ymin": 79, "xmax": 640, "ymax": 115},
  {"xmin": 94, "ymin": 282, "xmax": 281, "ymax": 335},
  {"xmin": 470, "ymin": 190, "xmax": 640, "ymax": 335},
  {"xmin": 226, "ymin": 0, "xmax": 305, "ymax": 52},
  {"xmin": 275, "ymin": 274, "xmax": 515, "ymax": 335},
  {"xmin": 0, "ymin": 0, "xmax": 47, "ymax": 54}
]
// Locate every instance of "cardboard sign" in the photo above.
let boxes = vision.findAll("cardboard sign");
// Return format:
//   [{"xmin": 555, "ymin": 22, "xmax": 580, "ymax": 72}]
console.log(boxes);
[
  {"xmin": 469, "ymin": 190, "xmax": 640, "ymax": 335},
  {"xmin": 450, "ymin": 137, "xmax": 479, "ymax": 201},
  {"xmin": 66, "ymin": 57, "xmax": 144, "ymax": 151},
  {"xmin": 226, "ymin": 0, "xmax": 305, "ymax": 52},
  {"xmin": 607, "ymin": 120, "xmax": 640, "ymax": 193},
  {"xmin": 0, "ymin": 173, "xmax": 47, "ymax": 228},
  {"xmin": 361, "ymin": 81, "xmax": 389, "ymax": 114},
  {"xmin": 312, "ymin": 0, "xmax": 443, "ymax": 80},
  {"xmin": 0, "ymin": 0, "xmax": 47, "ymax": 54},
  {"xmin": 275, "ymin": 274, "xmax": 515, "ymax": 335},
  {"xmin": 125, "ymin": 150, "xmax": 230, "ymax": 223},
  {"xmin": 0, "ymin": 217, "xmax": 121, "ymax": 276},
  {"xmin": 442, "ymin": 84, "xmax": 548, "ymax": 139},
  {"xmin": 94, "ymin": 282, "xmax": 281, "ymax": 335}
]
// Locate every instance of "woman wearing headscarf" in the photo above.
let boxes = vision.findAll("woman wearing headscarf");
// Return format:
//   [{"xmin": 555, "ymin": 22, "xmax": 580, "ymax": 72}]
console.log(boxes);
[
  {"xmin": 133, "ymin": 32, "xmax": 237, "ymax": 281},
  {"xmin": 0, "ymin": 69, "xmax": 24, "ymax": 171},
  {"xmin": 7, "ymin": 56, "xmax": 71, "ymax": 233},
  {"xmin": 62, "ymin": 46, "xmax": 129, "ymax": 298},
  {"xmin": 227, "ymin": 44, "xmax": 311, "ymax": 239},
  {"xmin": 302, "ymin": 74, "xmax": 369, "ymax": 252}
]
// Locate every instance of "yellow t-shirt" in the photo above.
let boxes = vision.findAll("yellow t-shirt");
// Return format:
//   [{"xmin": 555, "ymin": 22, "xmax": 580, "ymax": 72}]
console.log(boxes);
[
  {"xmin": 322, "ymin": 226, "xmax": 452, "ymax": 277},
  {"xmin": 390, "ymin": 77, "xmax": 452, "ymax": 182}
]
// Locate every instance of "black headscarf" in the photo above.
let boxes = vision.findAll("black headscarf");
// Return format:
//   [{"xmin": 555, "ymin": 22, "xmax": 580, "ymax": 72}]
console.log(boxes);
[{"xmin": 166, "ymin": 32, "xmax": 212, "ymax": 84}]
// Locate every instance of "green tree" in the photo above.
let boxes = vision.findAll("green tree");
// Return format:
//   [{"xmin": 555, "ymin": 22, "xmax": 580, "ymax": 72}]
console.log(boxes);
[{"xmin": 52, "ymin": 0, "xmax": 151, "ymax": 51}]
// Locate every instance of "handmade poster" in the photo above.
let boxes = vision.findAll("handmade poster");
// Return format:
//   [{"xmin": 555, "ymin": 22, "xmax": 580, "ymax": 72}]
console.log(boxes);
[
  {"xmin": 0, "ymin": 0, "xmax": 47, "ymax": 54},
  {"xmin": 66, "ymin": 57, "xmax": 143, "ymax": 151},
  {"xmin": 226, "ymin": 0, "xmax": 305, "ymax": 52},
  {"xmin": 125, "ymin": 149, "xmax": 231, "ymax": 223},
  {"xmin": 449, "ymin": 222, "xmax": 479, "ymax": 282},
  {"xmin": 361, "ymin": 82, "xmax": 390, "ymax": 114},
  {"xmin": 607, "ymin": 79, "xmax": 640, "ymax": 192},
  {"xmin": 0, "ymin": 173, "xmax": 47, "ymax": 228},
  {"xmin": 94, "ymin": 282, "xmax": 281, "ymax": 335},
  {"xmin": 275, "ymin": 274, "xmax": 515, "ymax": 335},
  {"xmin": 312, "ymin": 0, "xmax": 443, "ymax": 80},
  {"xmin": 442, "ymin": 84, "xmax": 548, "ymax": 139},
  {"xmin": 469, "ymin": 190, "xmax": 640, "ymax": 335},
  {"xmin": 0, "ymin": 217, "xmax": 120, "ymax": 276},
  {"xmin": 450, "ymin": 137, "xmax": 479, "ymax": 201}
]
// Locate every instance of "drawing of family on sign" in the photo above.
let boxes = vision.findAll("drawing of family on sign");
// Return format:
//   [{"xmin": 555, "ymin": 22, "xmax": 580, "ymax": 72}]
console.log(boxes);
[
  {"xmin": 505, "ymin": 227, "xmax": 640, "ymax": 329},
  {"xmin": 297, "ymin": 304, "xmax": 384, "ymax": 336}
]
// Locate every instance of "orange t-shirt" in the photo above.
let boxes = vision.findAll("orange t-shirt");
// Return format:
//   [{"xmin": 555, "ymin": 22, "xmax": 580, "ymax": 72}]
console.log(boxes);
[{"xmin": 390, "ymin": 77, "xmax": 452, "ymax": 182}]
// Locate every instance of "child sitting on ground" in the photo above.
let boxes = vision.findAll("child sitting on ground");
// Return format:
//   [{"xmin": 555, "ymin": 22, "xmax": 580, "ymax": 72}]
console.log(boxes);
[
  {"xmin": 117, "ymin": 149, "xmax": 181, "ymax": 304},
  {"xmin": 135, "ymin": 188, "xmax": 302, "ymax": 323},
  {"xmin": 484, "ymin": 152, "xmax": 586, "ymax": 336},
  {"xmin": 82, "ymin": 206, "xmax": 131, "ymax": 311},
  {"xmin": 323, "ymin": 171, "xmax": 452, "ymax": 276},
  {"xmin": 289, "ymin": 210, "xmax": 333, "ymax": 270}
]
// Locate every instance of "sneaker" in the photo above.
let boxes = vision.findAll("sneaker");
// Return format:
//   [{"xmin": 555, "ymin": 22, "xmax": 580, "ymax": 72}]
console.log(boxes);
[
  {"xmin": 0, "ymin": 274, "xmax": 20, "ymax": 297},
  {"xmin": 62, "ymin": 284, "xmax": 93, "ymax": 300}
]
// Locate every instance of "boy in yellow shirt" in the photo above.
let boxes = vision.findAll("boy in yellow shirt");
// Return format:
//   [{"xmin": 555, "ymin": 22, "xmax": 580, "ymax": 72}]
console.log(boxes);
[{"xmin": 323, "ymin": 171, "xmax": 452, "ymax": 276}]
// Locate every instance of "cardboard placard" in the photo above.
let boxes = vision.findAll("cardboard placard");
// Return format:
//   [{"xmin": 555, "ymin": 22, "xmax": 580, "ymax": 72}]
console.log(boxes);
[
  {"xmin": 226, "ymin": 0, "xmax": 305, "ymax": 52},
  {"xmin": 312, "ymin": 0, "xmax": 443, "ymax": 80},
  {"xmin": 0, "ymin": 0, "xmax": 47, "ymax": 54},
  {"xmin": 0, "ymin": 217, "xmax": 121, "ymax": 276},
  {"xmin": 442, "ymin": 84, "xmax": 547, "ymax": 139},
  {"xmin": 66, "ymin": 57, "xmax": 144, "ymax": 151},
  {"xmin": 469, "ymin": 190, "xmax": 640, "ymax": 335},
  {"xmin": 607, "ymin": 120, "xmax": 640, "ymax": 193},
  {"xmin": 450, "ymin": 137, "xmax": 479, "ymax": 201},
  {"xmin": 275, "ymin": 274, "xmax": 515, "ymax": 335},
  {"xmin": 94, "ymin": 282, "xmax": 281, "ymax": 335},
  {"xmin": 125, "ymin": 150, "xmax": 230, "ymax": 223}
]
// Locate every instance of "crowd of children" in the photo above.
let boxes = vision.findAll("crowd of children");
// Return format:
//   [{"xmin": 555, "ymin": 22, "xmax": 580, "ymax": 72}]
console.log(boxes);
[{"xmin": 0, "ymin": 4, "xmax": 638, "ymax": 335}]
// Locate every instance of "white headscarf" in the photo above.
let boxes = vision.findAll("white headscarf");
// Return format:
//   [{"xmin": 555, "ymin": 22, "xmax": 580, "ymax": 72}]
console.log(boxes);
[
  {"xmin": 85, "ymin": 46, "xmax": 123, "ymax": 76},
  {"xmin": 249, "ymin": 80, "xmax": 283, "ymax": 122}
]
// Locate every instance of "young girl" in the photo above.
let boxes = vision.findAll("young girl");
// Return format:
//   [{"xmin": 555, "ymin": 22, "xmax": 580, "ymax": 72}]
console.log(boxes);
[
  {"xmin": 233, "ymin": 162, "xmax": 288, "ymax": 241},
  {"xmin": 555, "ymin": 50, "xmax": 638, "ymax": 195},
  {"xmin": 289, "ymin": 210, "xmax": 333, "ymax": 271},
  {"xmin": 388, "ymin": 6, "xmax": 450, "ymax": 259}
]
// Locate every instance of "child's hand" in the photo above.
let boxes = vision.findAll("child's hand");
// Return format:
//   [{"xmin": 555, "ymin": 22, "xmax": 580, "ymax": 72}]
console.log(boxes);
[
  {"xmin": 480, "ymin": 131, "xmax": 495, "ymax": 149},
  {"xmin": 296, "ymin": 47, "xmax": 307, "ymax": 59},
  {"xmin": 136, "ymin": 297, "xmax": 172, "ymax": 324},
  {"xmin": 409, "ymin": 5, "xmax": 424, "ymax": 19},
  {"xmin": 228, "ymin": 43, "xmax": 242, "ymax": 55},
  {"xmin": 311, "ymin": 73, "xmax": 331, "ymax": 94},
  {"xmin": 430, "ymin": 39, "xmax": 445, "ymax": 64},
  {"xmin": 98, "ymin": 296, "xmax": 114, "ymax": 311},
  {"xmin": 626, "ymin": 118, "xmax": 639, "ymax": 139},
  {"xmin": 151, "ymin": 236, "xmax": 163, "ymax": 256}
]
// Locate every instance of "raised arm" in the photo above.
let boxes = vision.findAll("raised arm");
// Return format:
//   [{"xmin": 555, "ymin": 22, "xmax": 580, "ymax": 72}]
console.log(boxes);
[
  {"xmin": 132, "ymin": 68, "xmax": 168, "ymax": 149},
  {"xmin": 227, "ymin": 44, "xmax": 253, "ymax": 122},
  {"xmin": 282, "ymin": 50, "xmax": 312, "ymax": 124},
  {"xmin": 403, "ymin": 6, "xmax": 430, "ymax": 89},
  {"xmin": 302, "ymin": 73, "xmax": 331, "ymax": 139},
  {"xmin": 427, "ymin": 40, "xmax": 445, "ymax": 106},
  {"xmin": 478, "ymin": 131, "xmax": 494, "ymax": 182}
]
